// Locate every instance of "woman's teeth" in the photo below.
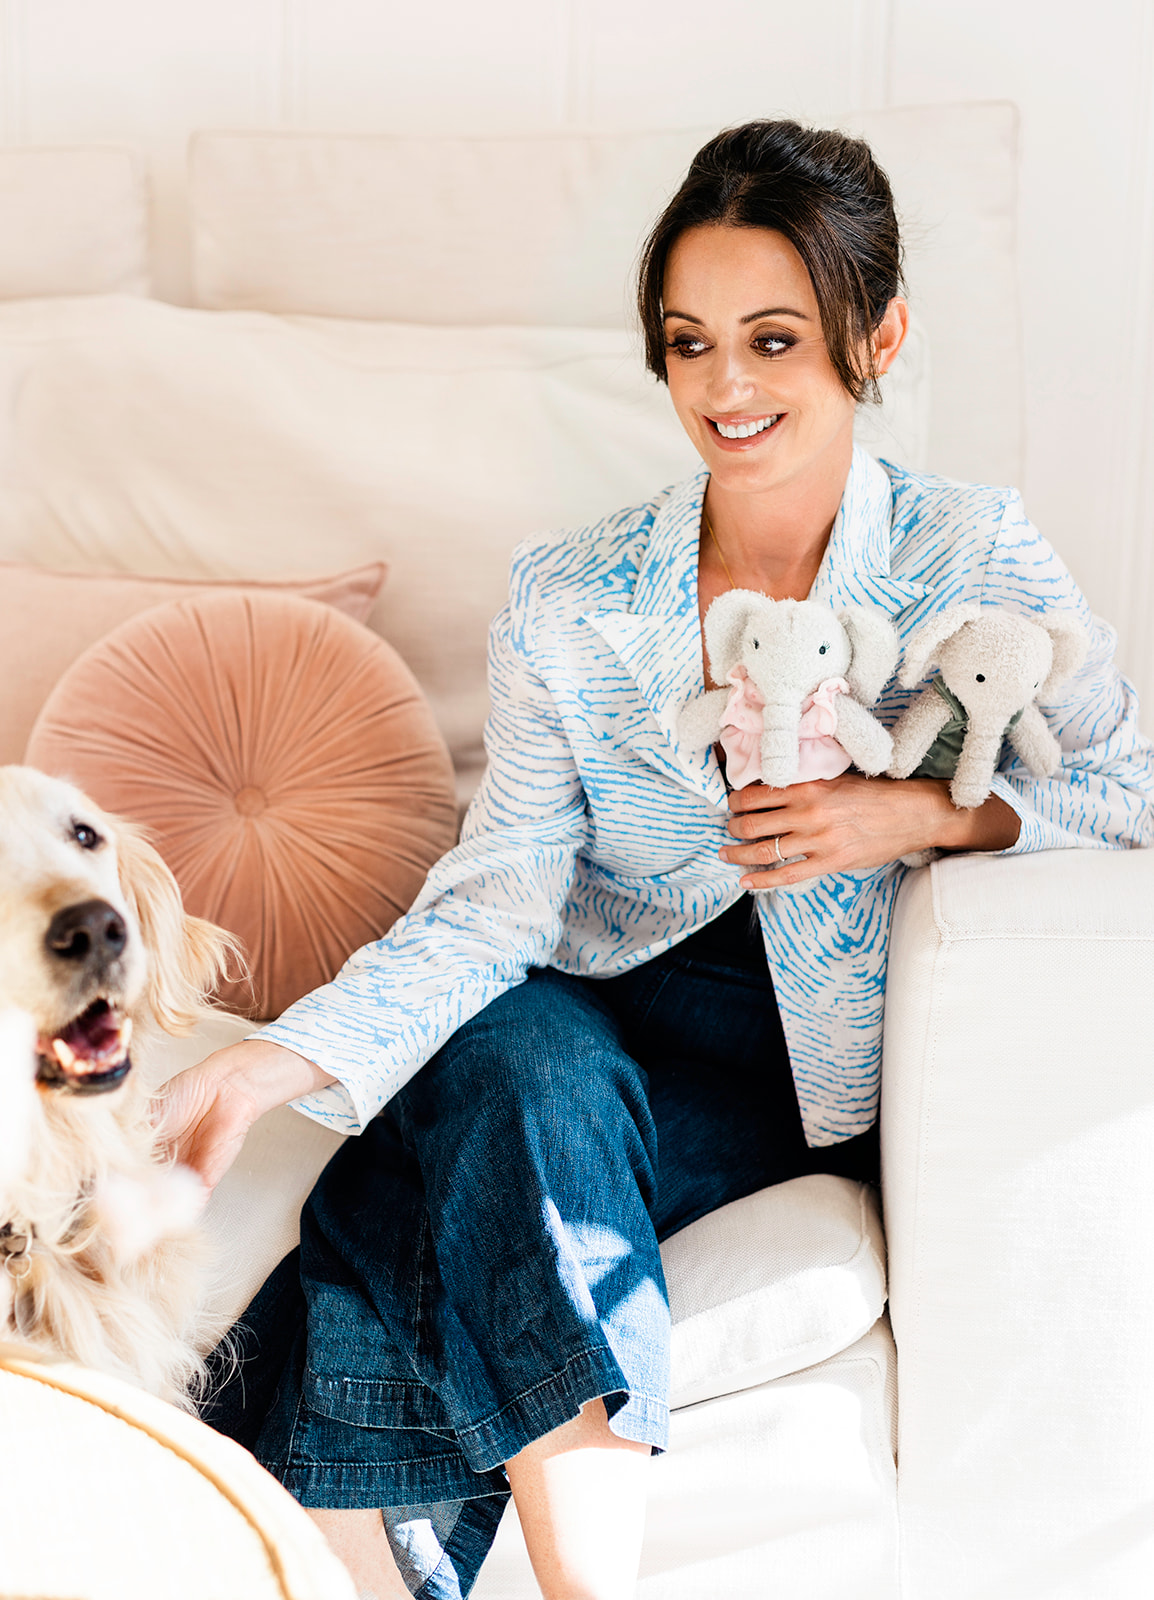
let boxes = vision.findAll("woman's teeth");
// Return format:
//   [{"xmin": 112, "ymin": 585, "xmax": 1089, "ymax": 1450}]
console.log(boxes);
[{"xmin": 714, "ymin": 415, "xmax": 780, "ymax": 439}]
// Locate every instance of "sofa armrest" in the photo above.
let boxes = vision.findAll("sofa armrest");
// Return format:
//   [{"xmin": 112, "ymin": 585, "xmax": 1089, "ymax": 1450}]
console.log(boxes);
[{"xmin": 882, "ymin": 849, "xmax": 1154, "ymax": 1600}]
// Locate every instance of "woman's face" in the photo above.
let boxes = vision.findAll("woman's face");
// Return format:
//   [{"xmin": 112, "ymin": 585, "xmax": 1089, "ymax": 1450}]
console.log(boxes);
[{"xmin": 661, "ymin": 224, "xmax": 885, "ymax": 499}]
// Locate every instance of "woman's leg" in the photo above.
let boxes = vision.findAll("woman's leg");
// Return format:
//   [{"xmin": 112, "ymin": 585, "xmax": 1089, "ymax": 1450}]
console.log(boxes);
[
  {"xmin": 384, "ymin": 969, "xmax": 665, "ymax": 1597},
  {"xmin": 212, "ymin": 966, "xmax": 667, "ymax": 1599},
  {"xmin": 305, "ymin": 1509, "xmax": 409, "ymax": 1599},
  {"xmin": 505, "ymin": 1398, "xmax": 649, "ymax": 1600}
]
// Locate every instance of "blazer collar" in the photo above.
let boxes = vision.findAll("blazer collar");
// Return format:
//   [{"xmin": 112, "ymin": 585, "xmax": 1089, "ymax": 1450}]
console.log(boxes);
[
  {"xmin": 810, "ymin": 447, "xmax": 929, "ymax": 614},
  {"xmin": 582, "ymin": 448, "xmax": 926, "ymax": 803}
]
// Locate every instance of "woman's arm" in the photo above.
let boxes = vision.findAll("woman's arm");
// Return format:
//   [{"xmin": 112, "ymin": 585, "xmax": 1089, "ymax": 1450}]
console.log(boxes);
[
  {"xmin": 159, "ymin": 1038, "xmax": 335, "ymax": 1192},
  {"xmin": 161, "ymin": 567, "xmax": 590, "ymax": 1188},
  {"xmin": 720, "ymin": 773, "xmax": 1019, "ymax": 890}
]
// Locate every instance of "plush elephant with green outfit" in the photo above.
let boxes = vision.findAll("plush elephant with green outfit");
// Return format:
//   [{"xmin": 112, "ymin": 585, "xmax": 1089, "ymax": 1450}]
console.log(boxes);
[
  {"xmin": 680, "ymin": 590, "xmax": 899, "ymax": 789},
  {"xmin": 887, "ymin": 602, "xmax": 1089, "ymax": 809}
]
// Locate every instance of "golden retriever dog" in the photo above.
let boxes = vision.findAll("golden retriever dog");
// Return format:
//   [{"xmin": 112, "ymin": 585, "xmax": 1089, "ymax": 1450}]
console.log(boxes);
[{"xmin": 0, "ymin": 765, "xmax": 238, "ymax": 1405}]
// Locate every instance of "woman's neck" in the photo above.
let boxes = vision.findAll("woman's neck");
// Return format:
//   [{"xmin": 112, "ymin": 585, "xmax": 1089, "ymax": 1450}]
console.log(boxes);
[{"xmin": 702, "ymin": 434, "xmax": 853, "ymax": 601}]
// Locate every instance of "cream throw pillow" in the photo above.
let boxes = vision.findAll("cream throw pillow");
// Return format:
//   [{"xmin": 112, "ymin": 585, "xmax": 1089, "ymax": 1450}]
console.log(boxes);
[{"xmin": 0, "ymin": 559, "xmax": 386, "ymax": 767}]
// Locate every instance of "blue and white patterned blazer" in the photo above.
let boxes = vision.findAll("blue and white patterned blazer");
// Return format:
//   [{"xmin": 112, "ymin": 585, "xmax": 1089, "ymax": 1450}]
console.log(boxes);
[{"xmin": 266, "ymin": 447, "xmax": 1154, "ymax": 1146}]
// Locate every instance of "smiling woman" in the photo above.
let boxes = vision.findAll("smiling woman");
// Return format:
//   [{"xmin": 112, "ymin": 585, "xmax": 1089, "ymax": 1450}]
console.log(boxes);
[{"xmin": 162, "ymin": 120, "xmax": 1154, "ymax": 1600}]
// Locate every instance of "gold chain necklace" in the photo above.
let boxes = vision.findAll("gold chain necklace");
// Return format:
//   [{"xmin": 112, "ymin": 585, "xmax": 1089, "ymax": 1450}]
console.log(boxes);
[{"xmin": 702, "ymin": 507, "xmax": 737, "ymax": 591}]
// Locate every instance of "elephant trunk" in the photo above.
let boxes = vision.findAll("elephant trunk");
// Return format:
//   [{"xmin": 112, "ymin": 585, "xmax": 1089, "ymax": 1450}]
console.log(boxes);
[{"xmin": 757, "ymin": 701, "xmax": 803, "ymax": 787}]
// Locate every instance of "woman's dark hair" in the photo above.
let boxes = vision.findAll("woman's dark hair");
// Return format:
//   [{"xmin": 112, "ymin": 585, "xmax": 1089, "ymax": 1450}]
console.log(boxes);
[{"xmin": 637, "ymin": 120, "xmax": 904, "ymax": 402}]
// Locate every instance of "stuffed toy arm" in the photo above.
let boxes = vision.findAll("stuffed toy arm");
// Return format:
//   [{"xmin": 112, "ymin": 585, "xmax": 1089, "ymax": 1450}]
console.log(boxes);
[
  {"xmin": 678, "ymin": 687, "xmax": 731, "ymax": 751},
  {"xmin": 832, "ymin": 695, "xmax": 895, "ymax": 776},
  {"xmin": 887, "ymin": 687, "xmax": 953, "ymax": 779}
]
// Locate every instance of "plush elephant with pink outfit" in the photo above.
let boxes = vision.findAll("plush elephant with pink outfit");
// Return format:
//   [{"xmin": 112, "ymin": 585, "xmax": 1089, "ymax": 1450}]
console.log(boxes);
[{"xmin": 679, "ymin": 590, "xmax": 899, "ymax": 788}]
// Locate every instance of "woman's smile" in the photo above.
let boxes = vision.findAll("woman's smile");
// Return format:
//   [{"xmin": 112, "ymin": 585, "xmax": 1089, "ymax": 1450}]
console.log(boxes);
[{"xmin": 706, "ymin": 411, "xmax": 785, "ymax": 447}]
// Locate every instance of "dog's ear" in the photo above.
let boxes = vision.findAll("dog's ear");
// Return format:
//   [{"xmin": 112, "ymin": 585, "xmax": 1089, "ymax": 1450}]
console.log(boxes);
[{"xmin": 114, "ymin": 825, "xmax": 246, "ymax": 1033}]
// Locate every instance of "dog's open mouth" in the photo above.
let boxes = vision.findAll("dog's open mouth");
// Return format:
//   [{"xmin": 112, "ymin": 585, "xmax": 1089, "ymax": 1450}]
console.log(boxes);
[{"xmin": 36, "ymin": 1000, "xmax": 133, "ymax": 1094}]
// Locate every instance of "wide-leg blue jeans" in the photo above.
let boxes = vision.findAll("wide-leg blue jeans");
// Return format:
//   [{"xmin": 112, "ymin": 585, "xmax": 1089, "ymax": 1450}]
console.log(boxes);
[{"xmin": 204, "ymin": 898, "xmax": 878, "ymax": 1597}]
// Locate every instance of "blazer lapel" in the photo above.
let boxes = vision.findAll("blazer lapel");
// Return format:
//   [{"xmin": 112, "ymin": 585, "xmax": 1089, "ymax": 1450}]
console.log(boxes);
[
  {"xmin": 810, "ymin": 447, "xmax": 929, "ymax": 619},
  {"xmin": 583, "ymin": 470, "xmax": 729, "ymax": 807}
]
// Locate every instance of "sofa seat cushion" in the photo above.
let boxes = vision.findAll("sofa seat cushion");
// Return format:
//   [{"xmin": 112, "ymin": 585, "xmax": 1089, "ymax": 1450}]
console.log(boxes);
[
  {"xmin": 665, "ymin": 1173, "xmax": 887, "ymax": 1408},
  {"xmin": 26, "ymin": 590, "xmax": 457, "ymax": 1016},
  {"xmin": 183, "ymin": 1003, "xmax": 886, "ymax": 1403},
  {"xmin": 475, "ymin": 1317, "xmax": 898, "ymax": 1600}
]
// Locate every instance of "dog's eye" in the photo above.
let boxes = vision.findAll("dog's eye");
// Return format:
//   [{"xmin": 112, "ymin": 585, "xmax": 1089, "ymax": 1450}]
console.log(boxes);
[
  {"xmin": 819, "ymin": 643, "xmax": 829, "ymax": 655},
  {"xmin": 975, "ymin": 673, "xmax": 986, "ymax": 683},
  {"xmin": 71, "ymin": 820, "xmax": 103, "ymax": 851},
  {"xmin": 752, "ymin": 637, "xmax": 759, "ymax": 650}
]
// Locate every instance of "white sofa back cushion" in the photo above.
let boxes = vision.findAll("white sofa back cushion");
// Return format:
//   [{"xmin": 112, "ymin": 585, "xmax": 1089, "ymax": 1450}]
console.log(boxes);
[
  {"xmin": 0, "ymin": 147, "xmax": 149, "ymax": 300},
  {"xmin": 0, "ymin": 294, "xmax": 924, "ymax": 797},
  {"xmin": 190, "ymin": 128, "xmax": 711, "ymax": 327},
  {"xmin": 187, "ymin": 103, "xmax": 1019, "ymax": 486}
]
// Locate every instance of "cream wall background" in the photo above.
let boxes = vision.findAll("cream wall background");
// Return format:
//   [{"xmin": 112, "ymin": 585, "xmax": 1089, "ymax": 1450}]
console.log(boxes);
[{"xmin": 1, "ymin": 0, "xmax": 1151, "ymax": 714}]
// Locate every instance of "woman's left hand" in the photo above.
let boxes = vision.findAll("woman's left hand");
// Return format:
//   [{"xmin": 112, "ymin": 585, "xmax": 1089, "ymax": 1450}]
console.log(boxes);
[{"xmin": 721, "ymin": 773, "xmax": 1021, "ymax": 889}]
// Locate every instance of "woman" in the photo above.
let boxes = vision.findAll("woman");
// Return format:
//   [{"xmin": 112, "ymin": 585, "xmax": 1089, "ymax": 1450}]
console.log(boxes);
[{"xmin": 164, "ymin": 121, "xmax": 1153, "ymax": 1599}]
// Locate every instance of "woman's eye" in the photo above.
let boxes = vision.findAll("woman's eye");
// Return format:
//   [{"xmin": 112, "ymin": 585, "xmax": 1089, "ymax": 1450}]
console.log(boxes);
[
  {"xmin": 71, "ymin": 820, "xmax": 103, "ymax": 851},
  {"xmin": 666, "ymin": 335, "xmax": 710, "ymax": 360},
  {"xmin": 753, "ymin": 334, "xmax": 793, "ymax": 358}
]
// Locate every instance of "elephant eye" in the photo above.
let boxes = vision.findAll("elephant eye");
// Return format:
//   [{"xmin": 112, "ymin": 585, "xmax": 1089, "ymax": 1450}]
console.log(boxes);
[
  {"xmin": 975, "ymin": 673, "xmax": 986, "ymax": 682},
  {"xmin": 752, "ymin": 637, "xmax": 759, "ymax": 650},
  {"xmin": 819, "ymin": 643, "xmax": 829, "ymax": 655}
]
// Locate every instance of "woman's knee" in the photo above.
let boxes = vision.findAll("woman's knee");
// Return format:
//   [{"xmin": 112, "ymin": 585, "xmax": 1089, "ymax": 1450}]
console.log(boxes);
[{"xmin": 399, "ymin": 971, "xmax": 653, "ymax": 1164}]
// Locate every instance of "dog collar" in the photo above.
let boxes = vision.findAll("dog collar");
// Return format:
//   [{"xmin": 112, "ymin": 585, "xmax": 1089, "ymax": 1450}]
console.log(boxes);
[{"xmin": 0, "ymin": 1221, "xmax": 32, "ymax": 1281}]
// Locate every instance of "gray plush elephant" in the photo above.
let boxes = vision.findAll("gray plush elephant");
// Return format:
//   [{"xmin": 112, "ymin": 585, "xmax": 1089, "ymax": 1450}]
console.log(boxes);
[
  {"xmin": 680, "ymin": 591, "xmax": 899, "ymax": 788},
  {"xmin": 887, "ymin": 602, "xmax": 1089, "ymax": 810}
]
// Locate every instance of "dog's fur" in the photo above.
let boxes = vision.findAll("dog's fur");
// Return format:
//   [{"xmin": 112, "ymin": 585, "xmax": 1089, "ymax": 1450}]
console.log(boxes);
[{"xmin": 0, "ymin": 765, "xmax": 239, "ymax": 1405}]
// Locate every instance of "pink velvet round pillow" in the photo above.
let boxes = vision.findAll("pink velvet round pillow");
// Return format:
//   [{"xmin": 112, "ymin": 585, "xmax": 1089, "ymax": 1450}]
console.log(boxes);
[{"xmin": 26, "ymin": 590, "xmax": 459, "ymax": 1017}]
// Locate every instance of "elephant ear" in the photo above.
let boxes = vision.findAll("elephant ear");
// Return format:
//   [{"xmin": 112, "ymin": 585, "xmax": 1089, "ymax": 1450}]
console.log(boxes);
[
  {"xmin": 1039, "ymin": 610, "xmax": 1090, "ymax": 697},
  {"xmin": 702, "ymin": 588, "xmax": 768, "ymax": 682},
  {"xmin": 898, "ymin": 602, "xmax": 984, "ymax": 689},
  {"xmin": 839, "ymin": 606, "xmax": 900, "ymax": 706}
]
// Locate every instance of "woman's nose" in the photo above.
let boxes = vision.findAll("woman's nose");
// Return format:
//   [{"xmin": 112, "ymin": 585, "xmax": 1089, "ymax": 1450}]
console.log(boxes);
[{"xmin": 705, "ymin": 347, "xmax": 759, "ymax": 409}]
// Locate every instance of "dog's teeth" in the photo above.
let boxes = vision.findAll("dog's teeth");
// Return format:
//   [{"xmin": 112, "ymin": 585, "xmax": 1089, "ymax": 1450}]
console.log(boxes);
[{"xmin": 52, "ymin": 1037, "xmax": 79, "ymax": 1070}]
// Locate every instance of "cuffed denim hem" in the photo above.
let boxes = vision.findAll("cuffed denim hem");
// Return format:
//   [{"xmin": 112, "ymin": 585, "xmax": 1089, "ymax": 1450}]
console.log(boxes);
[
  {"xmin": 271, "ymin": 1345, "xmax": 668, "ymax": 1509},
  {"xmin": 452, "ymin": 1344, "xmax": 667, "ymax": 1470},
  {"xmin": 271, "ymin": 1426, "xmax": 510, "ymax": 1508}
]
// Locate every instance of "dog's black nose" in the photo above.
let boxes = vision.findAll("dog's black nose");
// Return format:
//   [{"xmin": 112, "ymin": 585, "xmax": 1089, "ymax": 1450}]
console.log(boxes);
[{"xmin": 45, "ymin": 900, "xmax": 128, "ymax": 965}]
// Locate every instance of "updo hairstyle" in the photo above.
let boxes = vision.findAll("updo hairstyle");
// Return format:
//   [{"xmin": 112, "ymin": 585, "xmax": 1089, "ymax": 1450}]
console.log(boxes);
[{"xmin": 637, "ymin": 120, "xmax": 904, "ymax": 403}]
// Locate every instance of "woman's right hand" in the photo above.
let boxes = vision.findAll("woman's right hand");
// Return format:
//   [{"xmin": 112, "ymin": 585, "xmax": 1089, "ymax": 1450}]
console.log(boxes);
[{"xmin": 156, "ymin": 1039, "xmax": 337, "ymax": 1194}]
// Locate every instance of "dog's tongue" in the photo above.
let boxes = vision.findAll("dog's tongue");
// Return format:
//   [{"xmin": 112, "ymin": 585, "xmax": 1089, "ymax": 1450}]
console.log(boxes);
[{"xmin": 46, "ymin": 1002, "xmax": 132, "ymax": 1074}]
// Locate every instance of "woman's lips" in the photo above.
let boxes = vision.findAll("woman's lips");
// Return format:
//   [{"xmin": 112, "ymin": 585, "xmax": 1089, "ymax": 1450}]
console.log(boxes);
[{"xmin": 705, "ymin": 412, "xmax": 785, "ymax": 452}]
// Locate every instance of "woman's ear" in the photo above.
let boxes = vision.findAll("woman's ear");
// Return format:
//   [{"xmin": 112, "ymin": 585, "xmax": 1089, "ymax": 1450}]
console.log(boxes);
[
  {"xmin": 1039, "ymin": 611, "xmax": 1090, "ymax": 697},
  {"xmin": 899, "ymin": 602, "xmax": 983, "ymax": 689},
  {"xmin": 114, "ymin": 823, "xmax": 245, "ymax": 1032},
  {"xmin": 838, "ymin": 606, "xmax": 899, "ymax": 705},
  {"xmin": 871, "ymin": 297, "xmax": 909, "ymax": 378},
  {"xmin": 702, "ymin": 589, "xmax": 765, "ymax": 682}
]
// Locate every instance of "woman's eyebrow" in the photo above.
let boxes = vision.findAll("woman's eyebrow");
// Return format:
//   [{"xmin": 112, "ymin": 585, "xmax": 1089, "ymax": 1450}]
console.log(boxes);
[
  {"xmin": 740, "ymin": 306, "xmax": 811, "ymax": 323},
  {"xmin": 661, "ymin": 307, "xmax": 812, "ymax": 323}
]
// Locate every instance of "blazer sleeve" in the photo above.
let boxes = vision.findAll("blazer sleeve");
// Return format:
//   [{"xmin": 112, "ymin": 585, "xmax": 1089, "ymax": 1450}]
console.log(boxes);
[
  {"xmin": 258, "ymin": 562, "xmax": 590, "ymax": 1133},
  {"xmin": 979, "ymin": 492, "xmax": 1154, "ymax": 853}
]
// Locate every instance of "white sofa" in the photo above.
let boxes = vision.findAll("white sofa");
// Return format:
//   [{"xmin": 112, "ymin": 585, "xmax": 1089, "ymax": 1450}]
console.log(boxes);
[{"xmin": 2, "ymin": 109, "xmax": 1152, "ymax": 1599}]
